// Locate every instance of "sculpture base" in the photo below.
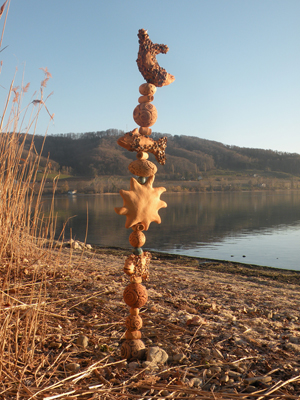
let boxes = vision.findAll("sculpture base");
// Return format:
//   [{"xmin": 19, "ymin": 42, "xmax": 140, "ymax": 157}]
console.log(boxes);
[{"xmin": 120, "ymin": 339, "xmax": 146, "ymax": 360}]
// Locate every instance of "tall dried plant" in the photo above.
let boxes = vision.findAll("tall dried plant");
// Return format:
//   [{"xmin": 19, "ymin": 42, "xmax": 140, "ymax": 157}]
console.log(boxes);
[{"xmin": 0, "ymin": 1, "xmax": 59, "ymax": 389}]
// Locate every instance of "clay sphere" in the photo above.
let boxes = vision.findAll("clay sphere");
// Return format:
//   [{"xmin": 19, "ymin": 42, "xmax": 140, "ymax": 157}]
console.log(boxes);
[
  {"xmin": 129, "ymin": 231, "xmax": 146, "ymax": 248},
  {"xmin": 120, "ymin": 339, "xmax": 145, "ymax": 360},
  {"xmin": 133, "ymin": 103, "xmax": 157, "ymax": 127},
  {"xmin": 126, "ymin": 314, "xmax": 143, "ymax": 331},
  {"xmin": 128, "ymin": 159, "xmax": 157, "ymax": 177},
  {"xmin": 139, "ymin": 83, "xmax": 157, "ymax": 96},
  {"xmin": 123, "ymin": 283, "xmax": 148, "ymax": 308}
]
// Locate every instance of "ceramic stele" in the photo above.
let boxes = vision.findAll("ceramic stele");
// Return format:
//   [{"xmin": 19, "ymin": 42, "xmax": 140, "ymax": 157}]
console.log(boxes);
[{"xmin": 114, "ymin": 29, "xmax": 174, "ymax": 361}]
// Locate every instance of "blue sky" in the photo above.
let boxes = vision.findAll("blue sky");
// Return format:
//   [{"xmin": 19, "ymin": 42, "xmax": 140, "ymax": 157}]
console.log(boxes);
[{"xmin": 1, "ymin": 0, "xmax": 300, "ymax": 153}]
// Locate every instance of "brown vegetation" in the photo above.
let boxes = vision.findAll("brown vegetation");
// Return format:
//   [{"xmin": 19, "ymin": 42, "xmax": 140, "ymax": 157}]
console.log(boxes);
[
  {"xmin": 0, "ymin": 10, "xmax": 65, "ymax": 395},
  {"xmin": 19, "ymin": 130, "xmax": 300, "ymax": 194},
  {"xmin": 18, "ymin": 130, "xmax": 299, "ymax": 194},
  {"xmin": 22, "ymin": 131, "xmax": 300, "ymax": 185}
]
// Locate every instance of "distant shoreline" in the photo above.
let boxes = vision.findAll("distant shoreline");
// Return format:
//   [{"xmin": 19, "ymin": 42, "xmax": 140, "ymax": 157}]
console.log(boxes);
[
  {"xmin": 92, "ymin": 246, "xmax": 300, "ymax": 286},
  {"xmin": 42, "ymin": 187, "xmax": 300, "ymax": 196}
]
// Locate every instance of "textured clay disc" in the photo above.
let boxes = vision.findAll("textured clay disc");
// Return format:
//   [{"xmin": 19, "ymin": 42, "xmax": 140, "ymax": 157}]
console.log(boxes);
[
  {"xmin": 128, "ymin": 159, "xmax": 157, "ymax": 177},
  {"xmin": 138, "ymin": 95, "xmax": 154, "ymax": 103}
]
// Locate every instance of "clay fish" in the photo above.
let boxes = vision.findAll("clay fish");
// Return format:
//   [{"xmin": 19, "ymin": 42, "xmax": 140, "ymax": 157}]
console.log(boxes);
[
  {"xmin": 136, "ymin": 29, "xmax": 175, "ymax": 87},
  {"xmin": 117, "ymin": 128, "xmax": 167, "ymax": 165}
]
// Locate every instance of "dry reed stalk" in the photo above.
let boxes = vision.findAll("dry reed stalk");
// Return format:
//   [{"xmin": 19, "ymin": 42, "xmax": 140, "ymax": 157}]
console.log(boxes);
[
  {"xmin": 0, "ymin": 0, "xmax": 9, "ymax": 52},
  {"xmin": 0, "ymin": 21, "xmax": 61, "ymax": 394}
]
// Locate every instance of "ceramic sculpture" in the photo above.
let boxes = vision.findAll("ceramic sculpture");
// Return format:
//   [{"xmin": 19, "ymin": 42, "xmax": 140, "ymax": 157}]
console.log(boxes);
[
  {"xmin": 137, "ymin": 29, "xmax": 175, "ymax": 87},
  {"xmin": 115, "ymin": 29, "xmax": 174, "ymax": 360},
  {"xmin": 117, "ymin": 129, "xmax": 167, "ymax": 165},
  {"xmin": 115, "ymin": 175, "xmax": 167, "ymax": 230}
]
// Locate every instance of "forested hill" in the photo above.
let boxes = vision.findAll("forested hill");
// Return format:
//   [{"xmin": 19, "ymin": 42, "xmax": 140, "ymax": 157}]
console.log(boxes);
[{"xmin": 26, "ymin": 129, "xmax": 300, "ymax": 179}]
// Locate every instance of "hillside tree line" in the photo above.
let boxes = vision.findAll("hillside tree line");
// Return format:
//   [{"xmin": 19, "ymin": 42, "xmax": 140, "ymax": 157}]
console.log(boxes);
[{"xmin": 21, "ymin": 130, "xmax": 300, "ymax": 179}]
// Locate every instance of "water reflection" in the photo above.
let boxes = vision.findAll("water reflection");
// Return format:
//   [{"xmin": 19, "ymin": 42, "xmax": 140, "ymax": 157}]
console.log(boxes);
[{"xmin": 41, "ymin": 191, "xmax": 300, "ymax": 270}]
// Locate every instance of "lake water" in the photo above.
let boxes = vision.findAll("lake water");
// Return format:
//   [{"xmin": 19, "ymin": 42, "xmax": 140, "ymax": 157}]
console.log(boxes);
[{"xmin": 41, "ymin": 191, "xmax": 300, "ymax": 271}]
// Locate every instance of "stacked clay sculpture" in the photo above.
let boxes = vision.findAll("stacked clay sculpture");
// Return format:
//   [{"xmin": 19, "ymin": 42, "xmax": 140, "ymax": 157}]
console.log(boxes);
[{"xmin": 115, "ymin": 29, "xmax": 175, "ymax": 360}]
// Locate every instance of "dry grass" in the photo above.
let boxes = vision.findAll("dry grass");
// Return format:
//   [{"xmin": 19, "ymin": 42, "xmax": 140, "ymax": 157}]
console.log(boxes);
[{"xmin": 0, "ymin": 4, "xmax": 64, "ymax": 395}]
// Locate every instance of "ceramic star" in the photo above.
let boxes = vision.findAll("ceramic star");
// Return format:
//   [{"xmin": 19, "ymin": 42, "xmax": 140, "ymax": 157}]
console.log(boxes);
[{"xmin": 115, "ymin": 175, "xmax": 167, "ymax": 230}]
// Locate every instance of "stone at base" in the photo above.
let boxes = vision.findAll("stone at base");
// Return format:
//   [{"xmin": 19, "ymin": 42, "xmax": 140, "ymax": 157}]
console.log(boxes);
[
  {"xmin": 120, "ymin": 339, "xmax": 146, "ymax": 360},
  {"xmin": 146, "ymin": 346, "xmax": 169, "ymax": 365}
]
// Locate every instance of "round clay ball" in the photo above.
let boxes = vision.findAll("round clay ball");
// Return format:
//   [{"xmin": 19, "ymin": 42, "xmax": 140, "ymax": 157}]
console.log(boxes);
[
  {"xmin": 120, "ymin": 341, "xmax": 131, "ymax": 359},
  {"xmin": 123, "ymin": 283, "xmax": 148, "ymax": 308},
  {"xmin": 120, "ymin": 339, "xmax": 145, "ymax": 360},
  {"xmin": 125, "ymin": 314, "xmax": 143, "ymax": 331},
  {"xmin": 129, "ymin": 231, "xmax": 146, "ymax": 248},
  {"xmin": 139, "ymin": 83, "xmax": 157, "ymax": 96},
  {"xmin": 133, "ymin": 103, "xmax": 157, "ymax": 127}
]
